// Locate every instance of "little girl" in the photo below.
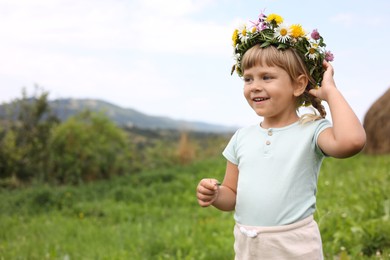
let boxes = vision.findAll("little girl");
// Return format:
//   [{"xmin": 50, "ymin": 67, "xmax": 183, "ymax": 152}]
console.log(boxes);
[{"xmin": 196, "ymin": 12, "xmax": 366, "ymax": 259}]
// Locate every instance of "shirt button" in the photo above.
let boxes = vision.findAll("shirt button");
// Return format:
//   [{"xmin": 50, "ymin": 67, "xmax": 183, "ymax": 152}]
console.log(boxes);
[
  {"xmin": 266, "ymin": 140, "xmax": 271, "ymax": 145},
  {"xmin": 268, "ymin": 130, "xmax": 273, "ymax": 136}
]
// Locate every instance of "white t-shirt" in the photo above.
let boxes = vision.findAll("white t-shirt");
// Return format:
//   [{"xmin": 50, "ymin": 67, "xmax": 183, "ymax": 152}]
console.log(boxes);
[{"xmin": 223, "ymin": 119, "xmax": 331, "ymax": 226}]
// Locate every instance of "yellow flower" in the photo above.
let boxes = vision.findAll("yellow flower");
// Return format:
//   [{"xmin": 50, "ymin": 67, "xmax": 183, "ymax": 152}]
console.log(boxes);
[
  {"xmin": 290, "ymin": 24, "xmax": 305, "ymax": 38},
  {"xmin": 232, "ymin": 29, "xmax": 239, "ymax": 46},
  {"xmin": 266, "ymin": 14, "xmax": 283, "ymax": 25}
]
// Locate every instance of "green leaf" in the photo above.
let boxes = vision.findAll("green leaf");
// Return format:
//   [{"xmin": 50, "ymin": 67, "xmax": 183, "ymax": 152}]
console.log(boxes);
[
  {"xmin": 230, "ymin": 65, "xmax": 236, "ymax": 75},
  {"xmin": 260, "ymin": 41, "xmax": 271, "ymax": 48},
  {"xmin": 277, "ymin": 43, "xmax": 288, "ymax": 50},
  {"xmin": 310, "ymin": 66, "xmax": 315, "ymax": 75}
]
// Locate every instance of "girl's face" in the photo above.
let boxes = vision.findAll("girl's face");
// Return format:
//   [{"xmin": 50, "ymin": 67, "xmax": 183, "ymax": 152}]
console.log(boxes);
[{"xmin": 243, "ymin": 64, "xmax": 300, "ymax": 126}]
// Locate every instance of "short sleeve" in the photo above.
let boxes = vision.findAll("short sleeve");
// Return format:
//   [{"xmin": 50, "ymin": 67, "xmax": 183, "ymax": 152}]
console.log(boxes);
[
  {"xmin": 222, "ymin": 130, "xmax": 239, "ymax": 165},
  {"xmin": 314, "ymin": 119, "xmax": 332, "ymax": 156}
]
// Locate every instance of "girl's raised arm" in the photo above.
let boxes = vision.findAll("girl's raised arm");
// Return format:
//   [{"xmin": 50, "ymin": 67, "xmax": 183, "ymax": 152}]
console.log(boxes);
[{"xmin": 310, "ymin": 61, "xmax": 366, "ymax": 158}]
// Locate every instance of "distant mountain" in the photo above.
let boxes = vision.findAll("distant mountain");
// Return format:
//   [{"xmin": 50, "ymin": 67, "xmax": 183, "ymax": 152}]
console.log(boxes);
[{"xmin": 2, "ymin": 98, "xmax": 236, "ymax": 133}]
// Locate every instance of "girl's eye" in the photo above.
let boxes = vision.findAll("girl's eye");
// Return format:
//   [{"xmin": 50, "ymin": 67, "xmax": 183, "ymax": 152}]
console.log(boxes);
[
  {"xmin": 263, "ymin": 75, "xmax": 272, "ymax": 80},
  {"xmin": 243, "ymin": 77, "xmax": 253, "ymax": 83}
]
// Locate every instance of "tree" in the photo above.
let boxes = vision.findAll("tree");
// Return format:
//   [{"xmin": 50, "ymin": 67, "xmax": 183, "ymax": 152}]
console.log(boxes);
[{"xmin": 0, "ymin": 86, "xmax": 59, "ymax": 182}]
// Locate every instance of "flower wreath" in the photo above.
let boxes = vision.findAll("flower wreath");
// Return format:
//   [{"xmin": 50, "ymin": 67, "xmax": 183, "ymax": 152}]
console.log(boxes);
[{"xmin": 231, "ymin": 11, "xmax": 334, "ymax": 90}]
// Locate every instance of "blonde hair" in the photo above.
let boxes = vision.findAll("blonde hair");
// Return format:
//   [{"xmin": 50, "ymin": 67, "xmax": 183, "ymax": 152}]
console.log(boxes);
[{"xmin": 241, "ymin": 45, "xmax": 326, "ymax": 122}]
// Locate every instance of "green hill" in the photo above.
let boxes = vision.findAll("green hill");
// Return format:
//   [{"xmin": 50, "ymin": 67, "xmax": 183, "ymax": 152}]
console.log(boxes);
[{"xmin": 0, "ymin": 98, "xmax": 237, "ymax": 133}]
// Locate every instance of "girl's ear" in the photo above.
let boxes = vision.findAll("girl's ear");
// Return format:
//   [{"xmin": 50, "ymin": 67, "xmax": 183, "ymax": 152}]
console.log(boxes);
[{"xmin": 293, "ymin": 75, "xmax": 308, "ymax": 97}]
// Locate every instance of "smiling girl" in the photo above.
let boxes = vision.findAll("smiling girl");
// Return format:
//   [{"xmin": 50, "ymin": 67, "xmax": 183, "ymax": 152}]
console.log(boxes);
[{"xmin": 196, "ymin": 12, "xmax": 366, "ymax": 259}]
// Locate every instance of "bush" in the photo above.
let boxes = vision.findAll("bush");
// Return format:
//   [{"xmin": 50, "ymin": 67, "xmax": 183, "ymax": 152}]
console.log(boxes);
[{"xmin": 47, "ymin": 111, "xmax": 134, "ymax": 184}]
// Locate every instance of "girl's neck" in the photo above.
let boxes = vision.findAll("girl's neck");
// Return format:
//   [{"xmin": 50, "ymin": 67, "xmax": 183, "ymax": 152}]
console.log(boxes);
[{"xmin": 260, "ymin": 114, "xmax": 300, "ymax": 129}]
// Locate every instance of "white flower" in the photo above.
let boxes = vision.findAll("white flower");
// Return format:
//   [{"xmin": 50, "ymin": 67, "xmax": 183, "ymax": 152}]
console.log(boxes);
[
  {"xmin": 238, "ymin": 25, "xmax": 249, "ymax": 43},
  {"xmin": 306, "ymin": 42, "xmax": 319, "ymax": 60},
  {"xmin": 274, "ymin": 23, "xmax": 291, "ymax": 43}
]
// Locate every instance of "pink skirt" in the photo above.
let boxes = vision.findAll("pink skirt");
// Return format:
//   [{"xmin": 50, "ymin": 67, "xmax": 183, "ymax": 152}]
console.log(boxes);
[{"xmin": 234, "ymin": 215, "xmax": 323, "ymax": 260}]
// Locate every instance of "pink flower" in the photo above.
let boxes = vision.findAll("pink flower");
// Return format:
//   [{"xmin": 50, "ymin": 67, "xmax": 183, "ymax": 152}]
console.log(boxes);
[
  {"xmin": 325, "ymin": 51, "xmax": 334, "ymax": 62},
  {"xmin": 258, "ymin": 9, "xmax": 267, "ymax": 22},
  {"xmin": 250, "ymin": 11, "xmax": 268, "ymax": 31},
  {"xmin": 311, "ymin": 29, "xmax": 320, "ymax": 40}
]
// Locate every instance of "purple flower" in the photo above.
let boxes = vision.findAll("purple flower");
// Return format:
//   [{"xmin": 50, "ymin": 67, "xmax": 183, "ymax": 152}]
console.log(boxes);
[
  {"xmin": 311, "ymin": 29, "xmax": 320, "ymax": 40},
  {"xmin": 250, "ymin": 11, "xmax": 268, "ymax": 31},
  {"xmin": 258, "ymin": 10, "xmax": 267, "ymax": 22},
  {"xmin": 260, "ymin": 22, "xmax": 268, "ymax": 30},
  {"xmin": 325, "ymin": 51, "xmax": 334, "ymax": 62}
]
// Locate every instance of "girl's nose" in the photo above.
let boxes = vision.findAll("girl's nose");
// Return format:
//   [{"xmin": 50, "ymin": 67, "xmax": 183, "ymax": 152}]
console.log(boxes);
[{"xmin": 250, "ymin": 81, "xmax": 262, "ymax": 92}]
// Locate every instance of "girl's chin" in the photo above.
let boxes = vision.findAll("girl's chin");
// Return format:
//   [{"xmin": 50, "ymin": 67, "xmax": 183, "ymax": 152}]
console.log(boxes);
[
  {"xmin": 251, "ymin": 108, "xmax": 266, "ymax": 117},
  {"xmin": 255, "ymin": 112, "xmax": 264, "ymax": 117}
]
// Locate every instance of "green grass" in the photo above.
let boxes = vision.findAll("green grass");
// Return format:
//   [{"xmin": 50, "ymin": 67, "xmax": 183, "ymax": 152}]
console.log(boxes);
[{"xmin": 0, "ymin": 155, "xmax": 389, "ymax": 259}]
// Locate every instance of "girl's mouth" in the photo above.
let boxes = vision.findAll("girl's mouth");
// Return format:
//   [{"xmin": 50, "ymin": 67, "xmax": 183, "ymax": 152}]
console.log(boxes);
[{"xmin": 253, "ymin": 97, "xmax": 269, "ymax": 102}]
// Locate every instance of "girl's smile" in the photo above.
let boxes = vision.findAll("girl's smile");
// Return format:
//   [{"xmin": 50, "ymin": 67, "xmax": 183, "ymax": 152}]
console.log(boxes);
[{"xmin": 252, "ymin": 97, "xmax": 270, "ymax": 103}]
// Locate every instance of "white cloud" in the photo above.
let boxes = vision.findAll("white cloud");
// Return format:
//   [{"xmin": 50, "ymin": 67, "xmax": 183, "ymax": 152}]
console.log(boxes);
[
  {"xmin": 0, "ymin": 0, "xmax": 231, "ymax": 54},
  {"xmin": 1, "ymin": 0, "xmax": 389, "ymax": 127},
  {"xmin": 0, "ymin": 43, "xmax": 178, "ymax": 99},
  {"xmin": 0, "ymin": 1, "xmax": 122, "ymax": 47},
  {"xmin": 0, "ymin": 0, "xmax": 231, "ymax": 103}
]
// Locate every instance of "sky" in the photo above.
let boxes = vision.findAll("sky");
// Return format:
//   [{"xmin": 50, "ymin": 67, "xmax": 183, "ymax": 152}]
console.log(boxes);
[{"xmin": 0, "ymin": 0, "xmax": 389, "ymax": 128}]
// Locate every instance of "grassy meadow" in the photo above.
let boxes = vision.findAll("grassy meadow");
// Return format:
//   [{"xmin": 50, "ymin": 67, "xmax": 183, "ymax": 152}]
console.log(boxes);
[{"xmin": 0, "ymin": 154, "xmax": 389, "ymax": 259}]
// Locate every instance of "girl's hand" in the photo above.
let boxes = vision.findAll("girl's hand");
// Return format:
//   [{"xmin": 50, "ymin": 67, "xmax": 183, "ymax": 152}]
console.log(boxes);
[
  {"xmin": 309, "ymin": 60, "xmax": 337, "ymax": 102},
  {"xmin": 196, "ymin": 178, "xmax": 220, "ymax": 207}
]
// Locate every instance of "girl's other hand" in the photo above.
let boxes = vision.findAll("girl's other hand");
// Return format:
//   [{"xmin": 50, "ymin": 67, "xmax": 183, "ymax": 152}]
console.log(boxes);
[{"xmin": 196, "ymin": 178, "xmax": 220, "ymax": 207}]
